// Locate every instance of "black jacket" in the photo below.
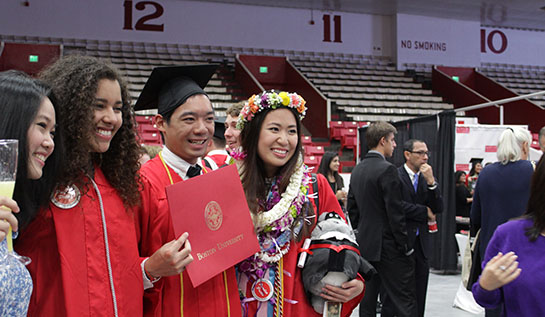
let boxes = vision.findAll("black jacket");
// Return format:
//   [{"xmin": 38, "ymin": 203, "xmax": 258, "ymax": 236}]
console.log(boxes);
[
  {"xmin": 397, "ymin": 166, "xmax": 443, "ymax": 258},
  {"xmin": 347, "ymin": 152, "xmax": 410, "ymax": 262}
]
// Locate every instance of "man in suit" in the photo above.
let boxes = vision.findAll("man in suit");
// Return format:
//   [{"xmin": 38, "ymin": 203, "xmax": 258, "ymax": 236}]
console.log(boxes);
[
  {"xmin": 397, "ymin": 139, "xmax": 443, "ymax": 317},
  {"xmin": 348, "ymin": 121, "xmax": 416, "ymax": 317}
]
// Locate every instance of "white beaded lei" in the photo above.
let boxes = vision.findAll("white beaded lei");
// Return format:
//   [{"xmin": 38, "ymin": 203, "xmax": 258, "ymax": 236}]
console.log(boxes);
[{"xmin": 251, "ymin": 156, "xmax": 305, "ymax": 231}]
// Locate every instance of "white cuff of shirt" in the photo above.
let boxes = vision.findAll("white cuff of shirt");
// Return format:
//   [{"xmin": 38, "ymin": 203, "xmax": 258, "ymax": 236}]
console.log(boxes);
[
  {"xmin": 141, "ymin": 257, "xmax": 160, "ymax": 290},
  {"xmin": 427, "ymin": 182, "xmax": 437, "ymax": 190}
]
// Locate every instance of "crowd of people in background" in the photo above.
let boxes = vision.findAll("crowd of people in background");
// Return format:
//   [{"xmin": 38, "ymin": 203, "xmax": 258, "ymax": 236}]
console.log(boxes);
[{"xmin": 0, "ymin": 54, "xmax": 543, "ymax": 316}]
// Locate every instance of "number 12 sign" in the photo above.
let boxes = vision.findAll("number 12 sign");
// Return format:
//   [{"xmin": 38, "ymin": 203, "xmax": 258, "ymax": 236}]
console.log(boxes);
[{"xmin": 123, "ymin": 0, "xmax": 164, "ymax": 32}]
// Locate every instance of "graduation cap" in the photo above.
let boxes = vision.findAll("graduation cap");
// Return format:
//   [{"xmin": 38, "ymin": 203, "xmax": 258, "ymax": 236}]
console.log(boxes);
[
  {"xmin": 214, "ymin": 119, "xmax": 225, "ymax": 140},
  {"xmin": 469, "ymin": 157, "xmax": 483, "ymax": 165},
  {"xmin": 134, "ymin": 64, "xmax": 218, "ymax": 115}
]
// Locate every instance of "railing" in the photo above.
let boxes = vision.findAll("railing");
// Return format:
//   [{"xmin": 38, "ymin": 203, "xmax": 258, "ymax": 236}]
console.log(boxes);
[{"xmin": 455, "ymin": 90, "xmax": 545, "ymax": 125}]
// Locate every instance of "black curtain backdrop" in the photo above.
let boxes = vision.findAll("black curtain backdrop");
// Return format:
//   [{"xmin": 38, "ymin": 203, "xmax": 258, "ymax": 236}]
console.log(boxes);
[{"xmin": 357, "ymin": 111, "xmax": 457, "ymax": 271}]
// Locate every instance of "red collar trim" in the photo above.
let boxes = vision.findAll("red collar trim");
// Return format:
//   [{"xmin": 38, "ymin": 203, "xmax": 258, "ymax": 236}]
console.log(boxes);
[{"xmin": 308, "ymin": 243, "xmax": 360, "ymax": 255}]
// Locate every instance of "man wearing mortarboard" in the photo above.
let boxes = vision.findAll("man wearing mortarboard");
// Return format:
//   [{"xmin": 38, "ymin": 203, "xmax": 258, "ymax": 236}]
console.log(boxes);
[
  {"xmin": 203, "ymin": 119, "xmax": 231, "ymax": 170},
  {"xmin": 133, "ymin": 65, "xmax": 242, "ymax": 316}
]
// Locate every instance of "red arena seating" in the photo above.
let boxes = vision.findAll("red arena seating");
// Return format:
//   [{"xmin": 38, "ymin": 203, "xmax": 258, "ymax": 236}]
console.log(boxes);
[
  {"xmin": 304, "ymin": 155, "xmax": 321, "ymax": 171},
  {"xmin": 140, "ymin": 132, "xmax": 162, "ymax": 145},
  {"xmin": 329, "ymin": 121, "xmax": 344, "ymax": 140},
  {"xmin": 304, "ymin": 145, "xmax": 325, "ymax": 156},
  {"xmin": 301, "ymin": 135, "xmax": 313, "ymax": 145},
  {"xmin": 343, "ymin": 121, "xmax": 358, "ymax": 129}
]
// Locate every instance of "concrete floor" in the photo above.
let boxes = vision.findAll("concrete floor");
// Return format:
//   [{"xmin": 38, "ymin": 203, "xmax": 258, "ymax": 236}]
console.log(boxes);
[{"xmin": 350, "ymin": 270, "xmax": 485, "ymax": 316}]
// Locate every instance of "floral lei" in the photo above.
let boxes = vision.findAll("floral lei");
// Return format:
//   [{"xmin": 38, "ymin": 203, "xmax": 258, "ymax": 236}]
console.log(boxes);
[
  {"xmin": 238, "ymin": 156, "xmax": 312, "ymax": 279},
  {"xmin": 228, "ymin": 146, "xmax": 247, "ymax": 160},
  {"xmin": 236, "ymin": 90, "xmax": 306, "ymax": 130}
]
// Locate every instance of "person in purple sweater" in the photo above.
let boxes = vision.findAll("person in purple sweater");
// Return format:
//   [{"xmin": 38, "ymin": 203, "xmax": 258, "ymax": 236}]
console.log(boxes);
[{"xmin": 472, "ymin": 154, "xmax": 545, "ymax": 316}]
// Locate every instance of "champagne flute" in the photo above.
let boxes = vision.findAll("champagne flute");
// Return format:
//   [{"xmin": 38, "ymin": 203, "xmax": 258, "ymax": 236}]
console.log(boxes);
[{"xmin": 0, "ymin": 139, "xmax": 31, "ymax": 266}]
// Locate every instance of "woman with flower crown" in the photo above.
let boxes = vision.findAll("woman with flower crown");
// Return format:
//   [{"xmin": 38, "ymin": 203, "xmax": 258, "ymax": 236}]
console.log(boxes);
[{"xmin": 235, "ymin": 90, "xmax": 364, "ymax": 316}]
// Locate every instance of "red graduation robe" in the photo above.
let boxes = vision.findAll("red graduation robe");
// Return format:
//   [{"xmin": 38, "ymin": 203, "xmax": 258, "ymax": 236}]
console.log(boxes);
[
  {"xmin": 15, "ymin": 167, "xmax": 144, "ymax": 317},
  {"xmin": 203, "ymin": 150, "xmax": 230, "ymax": 170},
  {"xmin": 137, "ymin": 155, "xmax": 242, "ymax": 316},
  {"xmin": 239, "ymin": 174, "xmax": 365, "ymax": 317}
]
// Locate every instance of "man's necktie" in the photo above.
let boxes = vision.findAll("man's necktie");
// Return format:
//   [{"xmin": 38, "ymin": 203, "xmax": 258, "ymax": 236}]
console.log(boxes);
[
  {"xmin": 186, "ymin": 165, "xmax": 202, "ymax": 178},
  {"xmin": 413, "ymin": 174, "xmax": 420, "ymax": 235}
]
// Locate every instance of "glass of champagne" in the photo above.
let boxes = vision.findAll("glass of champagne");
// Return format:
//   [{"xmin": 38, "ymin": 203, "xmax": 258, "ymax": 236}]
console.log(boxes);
[{"xmin": 0, "ymin": 139, "xmax": 31, "ymax": 266}]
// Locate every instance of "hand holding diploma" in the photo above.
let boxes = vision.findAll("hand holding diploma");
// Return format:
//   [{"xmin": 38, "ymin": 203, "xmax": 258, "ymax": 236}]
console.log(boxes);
[
  {"xmin": 145, "ymin": 232, "xmax": 194, "ymax": 278},
  {"xmin": 165, "ymin": 165, "xmax": 260, "ymax": 287}
]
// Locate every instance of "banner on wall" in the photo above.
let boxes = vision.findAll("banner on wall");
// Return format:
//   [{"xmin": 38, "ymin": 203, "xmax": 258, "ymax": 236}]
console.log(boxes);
[
  {"xmin": 396, "ymin": 13, "xmax": 481, "ymax": 69},
  {"xmin": 480, "ymin": 27, "xmax": 545, "ymax": 67},
  {"xmin": 0, "ymin": 0, "xmax": 391, "ymax": 56}
]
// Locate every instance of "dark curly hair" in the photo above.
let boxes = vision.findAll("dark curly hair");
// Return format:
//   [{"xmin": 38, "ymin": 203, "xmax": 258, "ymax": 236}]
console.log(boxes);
[
  {"xmin": 39, "ymin": 55, "xmax": 141, "ymax": 206},
  {"xmin": 240, "ymin": 106, "xmax": 314, "ymax": 242}
]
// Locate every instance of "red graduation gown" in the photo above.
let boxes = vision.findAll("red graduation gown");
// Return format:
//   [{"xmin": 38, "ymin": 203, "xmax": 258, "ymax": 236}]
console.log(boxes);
[
  {"xmin": 137, "ymin": 155, "xmax": 242, "ymax": 317},
  {"xmin": 203, "ymin": 151, "xmax": 230, "ymax": 170},
  {"xmin": 15, "ymin": 167, "xmax": 144, "ymax": 317},
  {"xmin": 239, "ymin": 174, "xmax": 364, "ymax": 317}
]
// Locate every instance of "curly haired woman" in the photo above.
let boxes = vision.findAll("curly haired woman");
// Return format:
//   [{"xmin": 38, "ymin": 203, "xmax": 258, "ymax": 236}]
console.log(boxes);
[
  {"xmin": 15, "ymin": 55, "xmax": 145, "ymax": 316},
  {"xmin": 235, "ymin": 90, "xmax": 364, "ymax": 316}
]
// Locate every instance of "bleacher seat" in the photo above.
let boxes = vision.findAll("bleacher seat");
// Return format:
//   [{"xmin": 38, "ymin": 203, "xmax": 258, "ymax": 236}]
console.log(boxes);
[
  {"xmin": 329, "ymin": 121, "xmax": 344, "ymax": 140},
  {"xmin": 135, "ymin": 115, "xmax": 153, "ymax": 124},
  {"xmin": 342, "ymin": 121, "xmax": 358, "ymax": 129},
  {"xmin": 139, "ymin": 132, "xmax": 162, "ymax": 145},
  {"xmin": 340, "ymin": 128, "xmax": 357, "ymax": 139},
  {"xmin": 531, "ymin": 133, "xmax": 541, "ymax": 149},
  {"xmin": 304, "ymin": 155, "xmax": 321, "ymax": 171},
  {"xmin": 304, "ymin": 145, "xmax": 325, "ymax": 156},
  {"xmin": 301, "ymin": 136, "xmax": 312, "ymax": 145}
]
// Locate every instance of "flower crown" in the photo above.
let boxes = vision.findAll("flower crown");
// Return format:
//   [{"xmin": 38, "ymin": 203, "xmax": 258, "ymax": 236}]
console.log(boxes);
[{"xmin": 236, "ymin": 90, "xmax": 306, "ymax": 130}]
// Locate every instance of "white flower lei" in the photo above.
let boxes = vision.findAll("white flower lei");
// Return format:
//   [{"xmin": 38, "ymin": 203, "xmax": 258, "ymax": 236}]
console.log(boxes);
[
  {"xmin": 251, "ymin": 155, "xmax": 304, "ymax": 231},
  {"xmin": 259, "ymin": 243, "xmax": 290, "ymax": 263}
]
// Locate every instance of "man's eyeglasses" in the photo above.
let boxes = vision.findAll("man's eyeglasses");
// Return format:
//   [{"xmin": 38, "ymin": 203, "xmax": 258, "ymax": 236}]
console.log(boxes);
[{"xmin": 409, "ymin": 151, "xmax": 430, "ymax": 157}]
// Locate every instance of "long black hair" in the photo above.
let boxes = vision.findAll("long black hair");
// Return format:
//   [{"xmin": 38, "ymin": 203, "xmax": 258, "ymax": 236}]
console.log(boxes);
[
  {"xmin": 523, "ymin": 156, "xmax": 545, "ymax": 242},
  {"xmin": 0, "ymin": 70, "xmax": 64, "ymax": 229},
  {"xmin": 454, "ymin": 170, "xmax": 466, "ymax": 186},
  {"xmin": 239, "ymin": 106, "xmax": 314, "ymax": 241},
  {"xmin": 318, "ymin": 151, "xmax": 342, "ymax": 186}
]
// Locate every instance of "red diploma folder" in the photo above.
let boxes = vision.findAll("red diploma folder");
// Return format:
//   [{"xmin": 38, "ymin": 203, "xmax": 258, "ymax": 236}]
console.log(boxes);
[{"xmin": 165, "ymin": 164, "xmax": 260, "ymax": 287}]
